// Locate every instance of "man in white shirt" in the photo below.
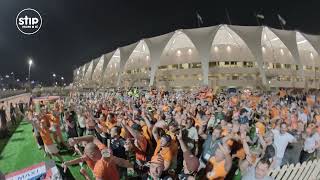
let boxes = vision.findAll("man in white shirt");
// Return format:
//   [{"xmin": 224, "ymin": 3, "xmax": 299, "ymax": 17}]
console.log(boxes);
[
  {"xmin": 183, "ymin": 117, "xmax": 199, "ymax": 155},
  {"xmin": 300, "ymin": 127, "xmax": 316, "ymax": 163},
  {"xmin": 298, "ymin": 108, "xmax": 308, "ymax": 124},
  {"xmin": 271, "ymin": 122, "xmax": 297, "ymax": 167},
  {"xmin": 242, "ymin": 158, "xmax": 274, "ymax": 180}
]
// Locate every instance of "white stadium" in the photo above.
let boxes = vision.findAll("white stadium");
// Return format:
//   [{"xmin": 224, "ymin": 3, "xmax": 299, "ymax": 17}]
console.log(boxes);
[{"xmin": 73, "ymin": 24, "xmax": 320, "ymax": 91}]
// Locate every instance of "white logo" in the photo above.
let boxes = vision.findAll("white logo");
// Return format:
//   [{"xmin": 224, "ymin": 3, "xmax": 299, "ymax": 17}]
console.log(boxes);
[{"xmin": 16, "ymin": 8, "xmax": 42, "ymax": 35}]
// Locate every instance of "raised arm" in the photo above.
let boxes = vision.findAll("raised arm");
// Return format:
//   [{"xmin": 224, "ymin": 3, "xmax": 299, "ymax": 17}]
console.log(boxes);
[
  {"xmin": 151, "ymin": 120, "xmax": 167, "ymax": 141},
  {"xmin": 177, "ymin": 130, "xmax": 188, "ymax": 152},
  {"xmin": 218, "ymin": 143, "xmax": 232, "ymax": 174},
  {"xmin": 69, "ymin": 135, "xmax": 96, "ymax": 146},
  {"xmin": 120, "ymin": 120, "xmax": 140, "ymax": 140},
  {"xmin": 63, "ymin": 157, "xmax": 85, "ymax": 168},
  {"xmin": 198, "ymin": 118, "xmax": 208, "ymax": 140},
  {"xmin": 239, "ymin": 129, "xmax": 256, "ymax": 165},
  {"xmin": 141, "ymin": 112, "xmax": 153, "ymax": 132},
  {"xmin": 112, "ymin": 155, "xmax": 133, "ymax": 168}
]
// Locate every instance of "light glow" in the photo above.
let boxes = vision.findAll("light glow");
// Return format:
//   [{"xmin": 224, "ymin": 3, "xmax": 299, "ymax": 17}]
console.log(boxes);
[
  {"xmin": 176, "ymin": 50, "xmax": 182, "ymax": 56},
  {"xmin": 297, "ymin": 40, "xmax": 307, "ymax": 44},
  {"xmin": 270, "ymin": 37, "xmax": 279, "ymax": 42},
  {"xmin": 227, "ymin": 46, "xmax": 231, "ymax": 52},
  {"xmin": 28, "ymin": 59, "xmax": 33, "ymax": 66},
  {"xmin": 310, "ymin": 52, "xmax": 314, "ymax": 59}
]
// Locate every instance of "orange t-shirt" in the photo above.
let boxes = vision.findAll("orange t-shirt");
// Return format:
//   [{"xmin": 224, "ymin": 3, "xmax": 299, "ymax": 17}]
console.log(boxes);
[
  {"xmin": 194, "ymin": 117, "xmax": 201, "ymax": 128},
  {"xmin": 85, "ymin": 142, "xmax": 106, "ymax": 170},
  {"xmin": 135, "ymin": 135, "xmax": 147, "ymax": 161},
  {"xmin": 162, "ymin": 105, "xmax": 169, "ymax": 112},
  {"xmin": 40, "ymin": 128, "xmax": 53, "ymax": 145},
  {"xmin": 281, "ymin": 107, "xmax": 289, "ymax": 122},
  {"xmin": 315, "ymin": 115, "xmax": 320, "ymax": 123},
  {"xmin": 153, "ymin": 113, "xmax": 160, "ymax": 121},
  {"xmin": 120, "ymin": 128, "xmax": 127, "ymax": 138},
  {"xmin": 105, "ymin": 120, "xmax": 116, "ymax": 130},
  {"xmin": 206, "ymin": 92, "xmax": 214, "ymax": 102},
  {"xmin": 271, "ymin": 107, "xmax": 280, "ymax": 119},
  {"xmin": 174, "ymin": 105, "xmax": 182, "ymax": 113},
  {"xmin": 235, "ymin": 148, "xmax": 246, "ymax": 160},
  {"xmin": 153, "ymin": 140, "xmax": 175, "ymax": 163},
  {"xmin": 307, "ymin": 96, "xmax": 315, "ymax": 106},
  {"xmin": 46, "ymin": 113, "xmax": 60, "ymax": 125},
  {"xmin": 221, "ymin": 127, "xmax": 229, "ymax": 137},
  {"xmin": 279, "ymin": 90, "xmax": 286, "ymax": 97},
  {"xmin": 256, "ymin": 122, "xmax": 266, "ymax": 136},
  {"xmin": 208, "ymin": 157, "xmax": 227, "ymax": 180},
  {"xmin": 231, "ymin": 96, "xmax": 239, "ymax": 106},
  {"xmin": 142, "ymin": 125, "xmax": 153, "ymax": 147},
  {"xmin": 93, "ymin": 158, "xmax": 120, "ymax": 180},
  {"xmin": 250, "ymin": 96, "xmax": 260, "ymax": 110}
]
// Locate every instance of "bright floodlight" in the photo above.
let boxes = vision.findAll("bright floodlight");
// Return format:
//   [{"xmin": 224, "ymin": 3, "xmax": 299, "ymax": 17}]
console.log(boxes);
[
  {"xmin": 53, "ymin": 73, "xmax": 56, "ymax": 77},
  {"xmin": 28, "ymin": 59, "xmax": 33, "ymax": 66},
  {"xmin": 61, "ymin": 77, "xmax": 64, "ymax": 80}
]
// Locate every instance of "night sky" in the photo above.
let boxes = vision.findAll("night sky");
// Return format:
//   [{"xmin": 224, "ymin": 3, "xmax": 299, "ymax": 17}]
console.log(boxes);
[{"xmin": 0, "ymin": 0, "xmax": 320, "ymax": 84}]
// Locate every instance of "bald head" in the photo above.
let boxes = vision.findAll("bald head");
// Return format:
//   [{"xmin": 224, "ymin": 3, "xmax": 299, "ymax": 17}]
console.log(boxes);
[{"xmin": 84, "ymin": 142, "xmax": 101, "ymax": 161}]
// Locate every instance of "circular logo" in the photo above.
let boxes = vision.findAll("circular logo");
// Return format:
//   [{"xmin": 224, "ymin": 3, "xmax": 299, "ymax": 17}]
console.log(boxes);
[{"xmin": 16, "ymin": 8, "xmax": 42, "ymax": 35}]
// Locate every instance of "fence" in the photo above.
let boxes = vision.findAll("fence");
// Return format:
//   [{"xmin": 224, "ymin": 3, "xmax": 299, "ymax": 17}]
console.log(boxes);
[
  {"xmin": 0, "ymin": 90, "xmax": 27, "ymax": 99},
  {"xmin": 269, "ymin": 159, "xmax": 320, "ymax": 180}
]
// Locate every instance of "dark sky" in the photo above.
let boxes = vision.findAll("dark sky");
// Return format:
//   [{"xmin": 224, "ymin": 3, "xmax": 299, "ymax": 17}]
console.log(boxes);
[{"xmin": 0, "ymin": 0, "xmax": 320, "ymax": 84}]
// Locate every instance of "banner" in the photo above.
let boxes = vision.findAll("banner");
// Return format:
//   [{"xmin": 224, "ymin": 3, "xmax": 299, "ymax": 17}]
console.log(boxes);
[{"xmin": 5, "ymin": 161, "xmax": 61, "ymax": 180}]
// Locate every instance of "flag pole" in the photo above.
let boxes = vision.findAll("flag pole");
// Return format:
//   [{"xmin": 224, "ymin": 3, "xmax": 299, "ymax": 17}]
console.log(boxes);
[
  {"xmin": 279, "ymin": 21, "xmax": 284, "ymax": 30},
  {"xmin": 254, "ymin": 12, "xmax": 260, "ymax": 26},
  {"xmin": 196, "ymin": 11, "xmax": 201, "ymax": 28},
  {"xmin": 277, "ymin": 14, "xmax": 285, "ymax": 30},
  {"xmin": 225, "ymin": 9, "xmax": 232, "ymax": 25}
]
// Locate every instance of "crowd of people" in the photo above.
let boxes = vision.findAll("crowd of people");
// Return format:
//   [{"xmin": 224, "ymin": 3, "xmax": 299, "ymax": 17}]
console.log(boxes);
[
  {"xmin": 0, "ymin": 100, "xmax": 27, "ymax": 138},
  {"xmin": 22, "ymin": 87, "xmax": 320, "ymax": 180}
]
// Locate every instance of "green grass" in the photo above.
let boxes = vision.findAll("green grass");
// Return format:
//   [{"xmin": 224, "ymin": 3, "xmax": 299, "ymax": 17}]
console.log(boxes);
[{"xmin": 0, "ymin": 120, "xmax": 92, "ymax": 179}]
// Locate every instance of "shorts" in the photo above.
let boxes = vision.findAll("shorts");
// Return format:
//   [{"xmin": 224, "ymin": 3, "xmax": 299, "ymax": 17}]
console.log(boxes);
[{"xmin": 44, "ymin": 144, "xmax": 59, "ymax": 154}]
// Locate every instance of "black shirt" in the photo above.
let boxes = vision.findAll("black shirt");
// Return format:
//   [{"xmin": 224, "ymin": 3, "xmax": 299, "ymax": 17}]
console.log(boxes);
[{"xmin": 110, "ymin": 137, "xmax": 126, "ymax": 159}]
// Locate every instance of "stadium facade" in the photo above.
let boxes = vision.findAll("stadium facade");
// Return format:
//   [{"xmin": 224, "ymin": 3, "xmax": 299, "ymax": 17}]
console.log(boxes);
[{"xmin": 73, "ymin": 25, "xmax": 320, "ymax": 90}]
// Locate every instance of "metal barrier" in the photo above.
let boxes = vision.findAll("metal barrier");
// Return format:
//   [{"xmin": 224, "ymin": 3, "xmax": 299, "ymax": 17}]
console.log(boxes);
[
  {"xmin": 0, "ymin": 90, "xmax": 27, "ymax": 99},
  {"xmin": 269, "ymin": 159, "xmax": 320, "ymax": 180}
]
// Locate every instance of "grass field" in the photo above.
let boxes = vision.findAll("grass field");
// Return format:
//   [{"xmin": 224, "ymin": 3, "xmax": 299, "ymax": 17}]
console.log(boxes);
[{"xmin": 0, "ymin": 120, "xmax": 92, "ymax": 179}]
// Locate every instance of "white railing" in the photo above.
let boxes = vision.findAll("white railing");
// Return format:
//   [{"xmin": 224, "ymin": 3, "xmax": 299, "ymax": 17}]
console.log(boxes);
[{"xmin": 269, "ymin": 159, "xmax": 320, "ymax": 180}]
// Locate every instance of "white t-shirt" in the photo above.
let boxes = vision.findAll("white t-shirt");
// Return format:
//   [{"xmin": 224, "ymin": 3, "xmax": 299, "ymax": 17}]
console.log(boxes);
[
  {"xmin": 77, "ymin": 115, "xmax": 86, "ymax": 128},
  {"xmin": 242, "ymin": 166, "xmax": 274, "ymax": 180},
  {"xmin": 298, "ymin": 112, "xmax": 308, "ymax": 124},
  {"xmin": 272, "ymin": 129, "xmax": 296, "ymax": 159},
  {"xmin": 185, "ymin": 127, "xmax": 199, "ymax": 150},
  {"xmin": 313, "ymin": 132, "xmax": 320, "ymax": 143},
  {"xmin": 304, "ymin": 135, "xmax": 316, "ymax": 153}
]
